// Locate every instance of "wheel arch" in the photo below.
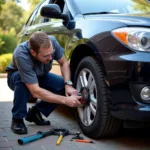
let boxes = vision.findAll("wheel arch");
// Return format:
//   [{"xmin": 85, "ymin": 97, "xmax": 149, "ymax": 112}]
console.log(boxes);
[{"xmin": 70, "ymin": 44, "xmax": 107, "ymax": 82}]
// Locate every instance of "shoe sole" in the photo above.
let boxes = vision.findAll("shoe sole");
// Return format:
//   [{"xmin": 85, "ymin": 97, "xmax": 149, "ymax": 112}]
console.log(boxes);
[
  {"xmin": 11, "ymin": 128, "xmax": 27, "ymax": 135},
  {"xmin": 25, "ymin": 117, "xmax": 50, "ymax": 126},
  {"xmin": 25, "ymin": 117, "xmax": 32, "ymax": 122}
]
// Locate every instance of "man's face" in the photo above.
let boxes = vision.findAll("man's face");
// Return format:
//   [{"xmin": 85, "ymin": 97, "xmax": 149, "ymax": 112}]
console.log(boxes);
[{"xmin": 31, "ymin": 46, "xmax": 55, "ymax": 64}]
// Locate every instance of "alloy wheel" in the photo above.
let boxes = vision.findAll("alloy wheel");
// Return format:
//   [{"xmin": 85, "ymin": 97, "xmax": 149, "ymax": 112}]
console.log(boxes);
[{"xmin": 76, "ymin": 68, "xmax": 97, "ymax": 126}]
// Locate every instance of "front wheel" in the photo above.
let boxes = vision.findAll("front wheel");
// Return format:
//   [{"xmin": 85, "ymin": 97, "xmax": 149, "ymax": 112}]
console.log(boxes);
[{"xmin": 74, "ymin": 56, "xmax": 121, "ymax": 138}]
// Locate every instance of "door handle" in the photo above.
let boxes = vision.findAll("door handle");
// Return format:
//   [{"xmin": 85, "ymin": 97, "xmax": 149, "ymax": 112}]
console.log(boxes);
[{"xmin": 24, "ymin": 32, "xmax": 29, "ymax": 36}]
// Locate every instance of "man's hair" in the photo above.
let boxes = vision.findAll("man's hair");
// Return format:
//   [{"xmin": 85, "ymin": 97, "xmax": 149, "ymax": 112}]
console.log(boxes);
[{"xmin": 29, "ymin": 31, "xmax": 51, "ymax": 53}]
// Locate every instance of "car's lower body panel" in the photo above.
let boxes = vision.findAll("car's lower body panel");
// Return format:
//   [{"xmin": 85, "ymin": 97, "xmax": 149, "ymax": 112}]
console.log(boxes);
[
  {"xmin": 110, "ymin": 61, "xmax": 150, "ymax": 121},
  {"xmin": 111, "ymin": 103, "xmax": 150, "ymax": 121}
]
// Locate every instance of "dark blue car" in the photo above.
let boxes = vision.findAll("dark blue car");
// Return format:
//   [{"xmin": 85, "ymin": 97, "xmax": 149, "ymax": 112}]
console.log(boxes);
[{"xmin": 18, "ymin": 0, "xmax": 150, "ymax": 138}]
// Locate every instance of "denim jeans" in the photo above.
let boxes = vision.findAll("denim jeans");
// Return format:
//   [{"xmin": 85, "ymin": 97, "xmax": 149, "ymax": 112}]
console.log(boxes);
[{"xmin": 7, "ymin": 71, "xmax": 65, "ymax": 119}]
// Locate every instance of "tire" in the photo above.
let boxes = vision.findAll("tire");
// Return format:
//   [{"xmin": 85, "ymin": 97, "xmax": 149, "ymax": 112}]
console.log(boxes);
[{"xmin": 74, "ymin": 56, "xmax": 121, "ymax": 138}]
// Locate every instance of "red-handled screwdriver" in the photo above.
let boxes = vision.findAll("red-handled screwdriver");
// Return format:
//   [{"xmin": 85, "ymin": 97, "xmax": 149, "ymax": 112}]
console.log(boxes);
[{"xmin": 75, "ymin": 139, "xmax": 95, "ymax": 143}]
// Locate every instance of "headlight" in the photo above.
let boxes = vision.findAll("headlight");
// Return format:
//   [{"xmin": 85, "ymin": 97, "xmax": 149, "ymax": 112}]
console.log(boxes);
[
  {"xmin": 140, "ymin": 86, "xmax": 150, "ymax": 101},
  {"xmin": 112, "ymin": 27, "xmax": 150, "ymax": 52}
]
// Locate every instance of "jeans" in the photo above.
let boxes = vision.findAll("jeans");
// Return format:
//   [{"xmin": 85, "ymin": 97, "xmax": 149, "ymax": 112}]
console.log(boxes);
[{"xmin": 7, "ymin": 71, "xmax": 65, "ymax": 119}]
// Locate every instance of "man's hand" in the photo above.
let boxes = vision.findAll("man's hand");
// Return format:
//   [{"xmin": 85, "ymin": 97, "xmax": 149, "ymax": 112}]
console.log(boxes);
[
  {"xmin": 65, "ymin": 85, "xmax": 78, "ymax": 96},
  {"xmin": 65, "ymin": 95, "xmax": 82, "ymax": 107}
]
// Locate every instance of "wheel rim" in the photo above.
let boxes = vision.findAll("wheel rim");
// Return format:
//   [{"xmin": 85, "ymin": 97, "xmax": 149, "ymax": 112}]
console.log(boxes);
[{"xmin": 76, "ymin": 68, "xmax": 97, "ymax": 126}]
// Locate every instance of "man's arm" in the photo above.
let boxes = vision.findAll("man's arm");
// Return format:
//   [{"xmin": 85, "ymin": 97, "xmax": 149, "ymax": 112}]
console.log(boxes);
[
  {"xmin": 57, "ymin": 55, "xmax": 79, "ymax": 96},
  {"xmin": 25, "ymin": 83, "xmax": 81, "ymax": 107},
  {"xmin": 57, "ymin": 55, "xmax": 71, "ymax": 82}
]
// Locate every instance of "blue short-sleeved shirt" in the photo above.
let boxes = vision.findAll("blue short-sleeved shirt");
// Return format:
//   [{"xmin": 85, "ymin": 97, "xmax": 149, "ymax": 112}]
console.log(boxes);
[{"xmin": 6, "ymin": 36, "xmax": 64, "ymax": 84}]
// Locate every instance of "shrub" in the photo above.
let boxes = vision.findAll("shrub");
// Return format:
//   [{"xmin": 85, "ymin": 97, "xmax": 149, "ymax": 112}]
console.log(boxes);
[
  {"xmin": 0, "ymin": 38, "xmax": 5, "ymax": 48},
  {"xmin": 0, "ymin": 53, "xmax": 12, "ymax": 73},
  {"xmin": 0, "ymin": 28, "xmax": 17, "ymax": 55}
]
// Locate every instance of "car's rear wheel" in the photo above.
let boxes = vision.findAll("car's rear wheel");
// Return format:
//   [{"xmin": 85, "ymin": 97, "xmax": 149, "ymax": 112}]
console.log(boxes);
[{"xmin": 74, "ymin": 56, "xmax": 121, "ymax": 138}]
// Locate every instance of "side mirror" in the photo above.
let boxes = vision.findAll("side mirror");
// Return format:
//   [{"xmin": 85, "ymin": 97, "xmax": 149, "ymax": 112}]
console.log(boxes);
[{"xmin": 40, "ymin": 4, "xmax": 69, "ymax": 21}]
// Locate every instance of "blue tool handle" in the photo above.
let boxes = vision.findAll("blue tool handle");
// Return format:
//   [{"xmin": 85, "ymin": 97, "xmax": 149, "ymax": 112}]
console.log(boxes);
[{"xmin": 18, "ymin": 133, "xmax": 43, "ymax": 145}]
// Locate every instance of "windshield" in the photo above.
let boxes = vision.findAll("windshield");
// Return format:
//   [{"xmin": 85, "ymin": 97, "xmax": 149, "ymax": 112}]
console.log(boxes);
[{"xmin": 74, "ymin": 0, "xmax": 150, "ymax": 14}]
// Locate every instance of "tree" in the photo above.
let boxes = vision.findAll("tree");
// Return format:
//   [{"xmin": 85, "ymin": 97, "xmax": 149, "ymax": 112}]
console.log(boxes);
[
  {"xmin": 0, "ymin": 0, "xmax": 19, "ymax": 14},
  {"xmin": 0, "ymin": 0, "xmax": 5, "ymax": 16},
  {"xmin": 0, "ymin": 0, "xmax": 24, "ymax": 33},
  {"xmin": 21, "ymin": 0, "xmax": 41, "ymax": 23},
  {"xmin": 28, "ymin": 0, "xmax": 41, "ymax": 8},
  {"xmin": 27, "ymin": 0, "xmax": 41, "ymax": 12},
  {"xmin": 132, "ymin": 0, "xmax": 150, "ymax": 13}
]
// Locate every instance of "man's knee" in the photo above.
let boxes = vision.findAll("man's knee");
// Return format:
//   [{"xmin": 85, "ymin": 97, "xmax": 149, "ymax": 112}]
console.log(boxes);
[
  {"xmin": 8, "ymin": 72, "xmax": 21, "ymax": 90},
  {"xmin": 8, "ymin": 71, "xmax": 29, "ymax": 92}
]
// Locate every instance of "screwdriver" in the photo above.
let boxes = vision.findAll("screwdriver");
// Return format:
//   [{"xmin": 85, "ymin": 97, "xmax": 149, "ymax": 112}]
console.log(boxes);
[
  {"xmin": 56, "ymin": 134, "xmax": 63, "ymax": 145},
  {"xmin": 75, "ymin": 139, "xmax": 95, "ymax": 143}
]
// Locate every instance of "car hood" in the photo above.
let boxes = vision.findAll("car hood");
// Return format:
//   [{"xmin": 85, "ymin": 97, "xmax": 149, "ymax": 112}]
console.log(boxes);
[{"xmin": 84, "ymin": 13, "xmax": 150, "ymax": 27}]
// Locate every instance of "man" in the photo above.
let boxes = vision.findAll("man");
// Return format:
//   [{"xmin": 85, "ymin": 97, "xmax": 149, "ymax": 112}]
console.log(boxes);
[{"xmin": 6, "ymin": 31, "xmax": 81, "ymax": 135}]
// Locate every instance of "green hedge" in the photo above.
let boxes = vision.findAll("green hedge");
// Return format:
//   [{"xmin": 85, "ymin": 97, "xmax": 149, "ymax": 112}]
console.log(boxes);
[
  {"xmin": 0, "ymin": 28, "xmax": 17, "ymax": 55},
  {"xmin": 0, "ymin": 53, "xmax": 12, "ymax": 73}
]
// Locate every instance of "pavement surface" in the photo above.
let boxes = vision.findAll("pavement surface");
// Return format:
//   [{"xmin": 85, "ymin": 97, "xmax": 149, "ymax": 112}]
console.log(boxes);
[{"xmin": 1, "ymin": 65, "xmax": 150, "ymax": 150}]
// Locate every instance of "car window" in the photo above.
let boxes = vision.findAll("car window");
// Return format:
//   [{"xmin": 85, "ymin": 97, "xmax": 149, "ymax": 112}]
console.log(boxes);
[
  {"xmin": 32, "ymin": 1, "xmax": 50, "ymax": 25},
  {"xmin": 63, "ymin": 4, "xmax": 73, "ymax": 20},
  {"xmin": 51, "ymin": 0, "xmax": 64, "ymax": 12},
  {"xmin": 26, "ymin": 7, "xmax": 39, "ymax": 26},
  {"xmin": 74, "ymin": 0, "xmax": 150, "ymax": 14}
]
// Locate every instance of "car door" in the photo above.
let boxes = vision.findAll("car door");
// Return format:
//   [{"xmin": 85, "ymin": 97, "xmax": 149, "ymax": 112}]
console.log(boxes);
[{"xmin": 18, "ymin": 0, "xmax": 50, "ymax": 43}]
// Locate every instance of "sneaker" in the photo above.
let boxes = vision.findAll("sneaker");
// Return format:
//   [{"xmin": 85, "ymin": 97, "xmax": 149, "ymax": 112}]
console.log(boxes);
[
  {"xmin": 11, "ymin": 118, "xmax": 27, "ymax": 134},
  {"xmin": 25, "ymin": 106, "xmax": 50, "ymax": 126}
]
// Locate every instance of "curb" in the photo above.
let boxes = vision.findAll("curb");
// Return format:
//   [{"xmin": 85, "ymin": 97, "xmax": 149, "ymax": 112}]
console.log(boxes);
[{"xmin": 0, "ymin": 73, "xmax": 7, "ymax": 78}]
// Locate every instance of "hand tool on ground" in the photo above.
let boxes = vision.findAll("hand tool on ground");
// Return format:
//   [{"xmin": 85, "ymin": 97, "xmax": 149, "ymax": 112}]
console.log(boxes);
[
  {"xmin": 18, "ymin": 128, "xmax": 79, "ymax": 145},
  {"xmin": 75, "ymin": 139, "xmax": 95, "ymax": 143},
  {"xmin": 18, "ymin": 130, "xmax": 54, "ymax": 145},
  {"xmin": 70, "ymin": 131, "xmax": 84, "ymax": 140},
  {"xmin": 70, "ymin": 132, "xmax": 95, "ymax": 144},
  {"xmin": 53, "ymin": 128, "xmax": 70, "ymax": 145}
]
